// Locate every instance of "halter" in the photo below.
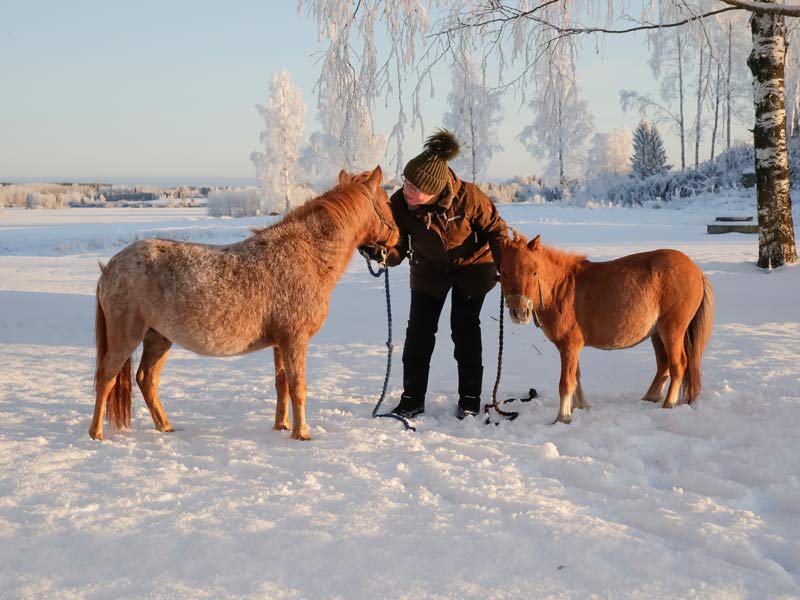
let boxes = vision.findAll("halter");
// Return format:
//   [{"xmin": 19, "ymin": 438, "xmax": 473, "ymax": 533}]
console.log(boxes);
[
  {"xmin": 506, "ymin": 278, "xmax": 545, "ymax": 328},
  {"xmin": 364, "ymin": 194, "xmax": 398, "ymax": 260}
]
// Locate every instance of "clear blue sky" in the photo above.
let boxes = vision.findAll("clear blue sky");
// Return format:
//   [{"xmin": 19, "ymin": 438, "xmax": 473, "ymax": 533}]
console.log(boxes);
[{"xmin": 0, "ymin": 1, "xmax": 749, "ymax": 185}]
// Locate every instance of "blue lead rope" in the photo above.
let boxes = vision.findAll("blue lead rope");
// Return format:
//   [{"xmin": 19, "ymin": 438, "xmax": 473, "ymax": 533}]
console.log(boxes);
[{"xmin": 362, "ymin": 252, "xmax": 415, "ymax": 432}]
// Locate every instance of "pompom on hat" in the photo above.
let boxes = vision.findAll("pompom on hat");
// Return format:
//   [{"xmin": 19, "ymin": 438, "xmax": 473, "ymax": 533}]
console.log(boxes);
[{"xmin": 403, "ymin": 129, "xmax": 461, "ymax": 196}]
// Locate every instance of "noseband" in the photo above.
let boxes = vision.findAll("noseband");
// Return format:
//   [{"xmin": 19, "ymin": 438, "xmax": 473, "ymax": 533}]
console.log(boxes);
[{"xmin": 505, "ymin": 278, "xmax": 545, "ymax": 327}]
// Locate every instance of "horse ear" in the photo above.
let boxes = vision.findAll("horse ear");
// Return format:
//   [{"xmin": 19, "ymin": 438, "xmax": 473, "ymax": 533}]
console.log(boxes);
[
  {"xmin": 365, "ymin": 165, "xmax": 383, "ymax": 191},
  {"xmin": 528, "ymin": 235, "xmax": 541, "ymax": 252},
  {"xmin": 338, "ymin": 170, "xmax": 351, "ymax": 185}
]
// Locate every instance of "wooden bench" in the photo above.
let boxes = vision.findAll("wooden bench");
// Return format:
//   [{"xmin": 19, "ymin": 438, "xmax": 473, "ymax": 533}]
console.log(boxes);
[
  {"xmin": 707, "ymin": 223, "xmax": 759, "ymax": 234},
  {"xmin": 707, "ymin": 215, "xmax": 757, "ymax": 234},
  {"xmin": 715, "ymin": 216, "xmax": 753, "ymax": 222}
]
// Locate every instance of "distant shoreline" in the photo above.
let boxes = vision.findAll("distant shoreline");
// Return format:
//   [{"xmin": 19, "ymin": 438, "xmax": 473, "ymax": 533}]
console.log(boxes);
[{"xmin": 1, "ymin": 176, "xmax": 260, "ymax": 188}]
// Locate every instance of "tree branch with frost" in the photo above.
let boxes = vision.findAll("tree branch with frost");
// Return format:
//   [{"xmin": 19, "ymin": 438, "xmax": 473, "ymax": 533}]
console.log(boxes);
[{"xmin": 719, "ymin": 0, "xmax": 800, "ymax": 17}]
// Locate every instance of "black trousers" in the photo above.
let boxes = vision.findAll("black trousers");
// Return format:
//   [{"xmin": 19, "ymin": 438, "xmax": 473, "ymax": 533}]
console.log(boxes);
[{"xmin": 401, "ymin": 287, "xmax": 486, "ymax": 403}]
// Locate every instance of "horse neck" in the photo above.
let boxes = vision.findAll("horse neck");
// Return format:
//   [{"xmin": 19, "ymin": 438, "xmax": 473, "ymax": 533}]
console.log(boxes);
[
  {"xmin": 540, "ymin": 246, "xmax": 583, "ymax": 306},
  {"xmin": 295, "ymin": 194, "xmax": 375, "ymax": 285}
]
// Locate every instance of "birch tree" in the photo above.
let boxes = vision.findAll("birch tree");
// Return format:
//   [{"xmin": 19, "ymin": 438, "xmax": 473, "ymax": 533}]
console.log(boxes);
[
  {"xmin": 250, "ymin": 69, "xmax": 306, "ymax": 214},
  {"xmin": 633, "ymin": 24, "xmax": 689, "ymax": 170},
  {"xmin": 300, "ymin": 0, "xmax": 431, "ymax": 178},
  {"xmin": 517, "ymin": 42, "xmax": 594, "ymax": 186},
  {"xmin": 442, "ymin": 51, "xmax": 504, "ymax": 182}
]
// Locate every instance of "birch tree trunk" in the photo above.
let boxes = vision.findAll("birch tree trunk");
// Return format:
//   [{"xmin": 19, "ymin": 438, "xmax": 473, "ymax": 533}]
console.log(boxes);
[
  {"xmin": 727, "ymin": 22, "xmax": 733, "ymax": 153},
  {"xmin": 747, "ymin": 6, "xmax": 797, "ymax": 268},
  {"xmin": 677, "ymin": 32, "xmax": 687, "ymax": 170},
  {"xmin": 711, "ymin": 61, "xmax": 721, "ymax": 161},
  {"xmin": 695, "ymin": 45, "xmax": 705, "ymax": 168}
]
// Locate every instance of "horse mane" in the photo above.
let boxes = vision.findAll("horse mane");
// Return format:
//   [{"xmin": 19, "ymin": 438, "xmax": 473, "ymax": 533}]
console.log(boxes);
[
  {"xmin": 509, "ymin": 230, "xmax": 588, "ymax": 272},
  {"xmin": 540, "ymin": 243, "xmax": 588, "ymax": 272},
  {"xmin": 250, "ymin": 180, "xmax": 373, "ymax": 238}
]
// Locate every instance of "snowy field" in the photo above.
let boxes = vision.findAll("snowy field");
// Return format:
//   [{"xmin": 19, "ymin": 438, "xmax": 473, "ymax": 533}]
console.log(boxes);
[{"xmin": 1, "ymin": 196, "xmax": 799, "ymax": 599}]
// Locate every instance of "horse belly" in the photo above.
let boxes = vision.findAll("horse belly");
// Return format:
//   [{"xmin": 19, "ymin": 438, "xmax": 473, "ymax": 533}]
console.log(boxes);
[
  {"xmin": 156, "ymin": 317, "xmax": 270, "ymax": 357},
  {"xmin": 585, "ymin": 310, "xmax": 658, "ymax": 350}
]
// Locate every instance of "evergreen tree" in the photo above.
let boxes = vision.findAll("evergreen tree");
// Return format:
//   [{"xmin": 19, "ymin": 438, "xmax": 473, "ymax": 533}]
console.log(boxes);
[{"xmin": 631, "ymin": 120, "xmax": 671, "ymax": 178}]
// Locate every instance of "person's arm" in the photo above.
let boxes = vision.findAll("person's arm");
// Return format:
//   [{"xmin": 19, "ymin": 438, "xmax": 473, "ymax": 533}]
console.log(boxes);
[{"xmin": 470, "ymin": 185, "xmax": 508, "ymax": 267}]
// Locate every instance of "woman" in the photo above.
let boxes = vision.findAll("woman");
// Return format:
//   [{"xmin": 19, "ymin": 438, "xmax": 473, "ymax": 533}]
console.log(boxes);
[{"xmin": 363, "ymin": 129, "xmax": 508, "ymax": 419}]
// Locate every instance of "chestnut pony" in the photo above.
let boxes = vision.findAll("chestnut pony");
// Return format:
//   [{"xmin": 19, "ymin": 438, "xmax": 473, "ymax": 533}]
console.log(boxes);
[
  {"xmin": 90, "ymin": 166, "xmax": 398, "ymax": 441},
  {"xmin": 499, "ymin": 233, "xmax": 714, "ymax": 424}
]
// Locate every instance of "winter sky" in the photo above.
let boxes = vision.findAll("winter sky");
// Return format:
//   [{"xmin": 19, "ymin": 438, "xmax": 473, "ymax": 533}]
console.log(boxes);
[{"xmin": 1, "ymin": 1, "xmax": 752, "ymax": 184}]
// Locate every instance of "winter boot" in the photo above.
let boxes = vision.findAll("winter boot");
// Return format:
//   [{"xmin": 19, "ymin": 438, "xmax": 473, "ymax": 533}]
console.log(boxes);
[
  {"xmin": 391, "ymin": 394, "xmax": 425, "ymax": 419},
  {"xmin": 456, "ymin": 365, "xmax": 483, "ymax": 419}
]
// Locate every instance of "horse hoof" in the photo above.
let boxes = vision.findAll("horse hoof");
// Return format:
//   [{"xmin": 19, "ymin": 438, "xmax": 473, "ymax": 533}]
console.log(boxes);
[
  {"xmin": 158, "ymin": 425, "xmax": 175, "ymax": 433},
  {"xmin": 291, "ymin": 431, "xmax": 311, "ymax": 441},
  {"xmin": 642, "ymin": 396, "xmax": 660, "ymax": 403},
  {"xmin": 89, "ymin": 430, "xmax": 103, "ymax": 441},
  {"xmin": 553, "ymin": 415, "xmax": 571, "ymax": 425},
  {"xmin": 273, "ymin": 423, "xmax": 290, "ymax": 431}
]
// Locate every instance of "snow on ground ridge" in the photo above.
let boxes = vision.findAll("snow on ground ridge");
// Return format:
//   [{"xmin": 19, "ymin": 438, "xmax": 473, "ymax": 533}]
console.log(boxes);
[{"xmin": 0, "ymin": 200, "xmax": 798, "ymax": 599}]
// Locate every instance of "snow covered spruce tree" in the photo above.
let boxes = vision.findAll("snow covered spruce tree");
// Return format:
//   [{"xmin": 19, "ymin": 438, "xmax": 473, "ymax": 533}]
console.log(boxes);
[
  {"xmin": 250, "ymin": 69, "xmax": 306, "ymax": 215},
  {"xmin": 631, "ymin": 121, "xmax": 671, "ymax": 178},
  {"xmin": 442, "ymin": 50, "xmax": 503, "ymax": 183}
]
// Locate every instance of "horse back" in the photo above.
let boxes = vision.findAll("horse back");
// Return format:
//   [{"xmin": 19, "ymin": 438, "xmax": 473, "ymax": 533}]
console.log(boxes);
[
  {"xmin": 572, "ymin": 249, "xmax": 705, "ymax": 350},
  {"xmin": 97, "ymin": 237, "xmax": 295, "ymax": 356}
]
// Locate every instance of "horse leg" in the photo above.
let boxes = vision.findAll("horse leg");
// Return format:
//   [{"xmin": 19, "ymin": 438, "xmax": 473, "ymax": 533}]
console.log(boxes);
[
  {"xmin": 573, "ymin": 362, "xmax": 590, "ymax": 410},
  {"xmin": 643, "ymin": 334, "xmax": 670, "ymax": 403},
  {"xmin": 272, "ymin": 346, "xmax": 291, "ymax": 431},
  {"xmin": 90, "ymin": 365, "xmax": 126, "ymax": 440},
  {"xmin": 90, "ymin": 311, "xmax": 145, "ymax": 440},
  {"xmin": 280, "ymin": 338, "xmax": 311, "ymax": 440},
  {"xmin": 660, "ymin": 330, "xmax": 688, "ymax": 409},
  {"xmin": 555, "ymin": 344, "xmax": 581, "ymax": 424},
  {"xmin": 136, "ymin": 329, "xmax": 174, "ymax": 432}
]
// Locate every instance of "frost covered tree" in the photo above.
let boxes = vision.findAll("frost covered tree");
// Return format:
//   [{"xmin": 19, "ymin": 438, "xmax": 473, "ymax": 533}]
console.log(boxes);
[
  {"xmin": 430, "ymin": 0, "xmax": 796, "ymax": 267},
  {"xmin": 300, "ymin": 0, "xmax": 430, "ymax": 178},
  {"xmin": 585, "ymin": 129, "xmax": 633, "ymax": 178},
  {"xmin": 631, "ymin": 121, "xmax": 671, "ymax": 178},
  {"xmin": 250, "ymin": 69, "xmax": 306, "ymax": 214},
  {"xmin": 443, "ymin": 51, "xmax": 503, "ymax": 182},
  {"xmin": 517, "ymin": 42, "xmax": 594, "ymax": 186},
  {"xmin": 304, "ymin": 0, "xmax": 797, "ymax": 267}
]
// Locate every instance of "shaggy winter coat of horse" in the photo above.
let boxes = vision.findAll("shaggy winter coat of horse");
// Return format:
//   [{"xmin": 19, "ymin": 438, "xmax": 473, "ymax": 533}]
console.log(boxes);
[{"xmin": 90, "ymin": 167, "xmax": 398, "ymax": 441}]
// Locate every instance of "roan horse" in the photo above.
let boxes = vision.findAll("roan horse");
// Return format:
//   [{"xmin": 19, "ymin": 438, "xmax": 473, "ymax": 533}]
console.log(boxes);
[
  {"xmin": 499, "ymin": 233, "xmax": 714, "ymax": 424},
  {"xmin": 90, "ymin": 166, "xmax": 398, "ymax": 441}
]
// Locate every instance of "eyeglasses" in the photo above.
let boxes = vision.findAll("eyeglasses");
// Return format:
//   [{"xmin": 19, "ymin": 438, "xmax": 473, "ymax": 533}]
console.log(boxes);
[{"xmin": 402, "ymin": 177, "xmax": 424, "ymax": 195}]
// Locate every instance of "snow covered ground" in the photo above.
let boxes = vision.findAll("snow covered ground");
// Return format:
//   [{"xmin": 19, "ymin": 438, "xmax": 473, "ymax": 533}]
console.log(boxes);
[{"xmin": 1, "ymin": 197, "xmax": 798, "ymax": 599}]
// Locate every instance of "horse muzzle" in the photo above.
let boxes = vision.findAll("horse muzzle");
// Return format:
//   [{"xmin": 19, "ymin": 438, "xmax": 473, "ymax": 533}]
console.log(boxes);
[{"xmin": 505, "ymin": 294, "xmax": 534, "ymax": 325}]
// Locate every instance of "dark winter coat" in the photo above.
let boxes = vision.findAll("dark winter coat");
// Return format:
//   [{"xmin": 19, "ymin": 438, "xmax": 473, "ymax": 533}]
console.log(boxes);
[{"xmin": 384, "ymin": 169, "xmax": 508, "ymax": 298}]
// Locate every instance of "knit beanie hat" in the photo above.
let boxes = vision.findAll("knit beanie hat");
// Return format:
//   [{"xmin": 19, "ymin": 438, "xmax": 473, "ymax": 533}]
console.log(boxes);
[{"xmin": 403, "ymin": 129, "xmax": 461, "ymax": 196}]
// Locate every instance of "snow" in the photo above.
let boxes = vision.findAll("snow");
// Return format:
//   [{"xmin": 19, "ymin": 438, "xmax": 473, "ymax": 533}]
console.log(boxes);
[{"xmin": 1, "ymin": 198, "xmax": 799, "ymax": 599}]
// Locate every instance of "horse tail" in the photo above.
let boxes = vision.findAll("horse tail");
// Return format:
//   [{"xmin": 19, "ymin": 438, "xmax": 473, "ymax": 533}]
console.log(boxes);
[
  {"xmin": 682, "ymin": 276, "xmax": 715, "ymax": 404},
  {"xmin": 94, "ymin": 279, "xmax": 133, "ymax": 430}
]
